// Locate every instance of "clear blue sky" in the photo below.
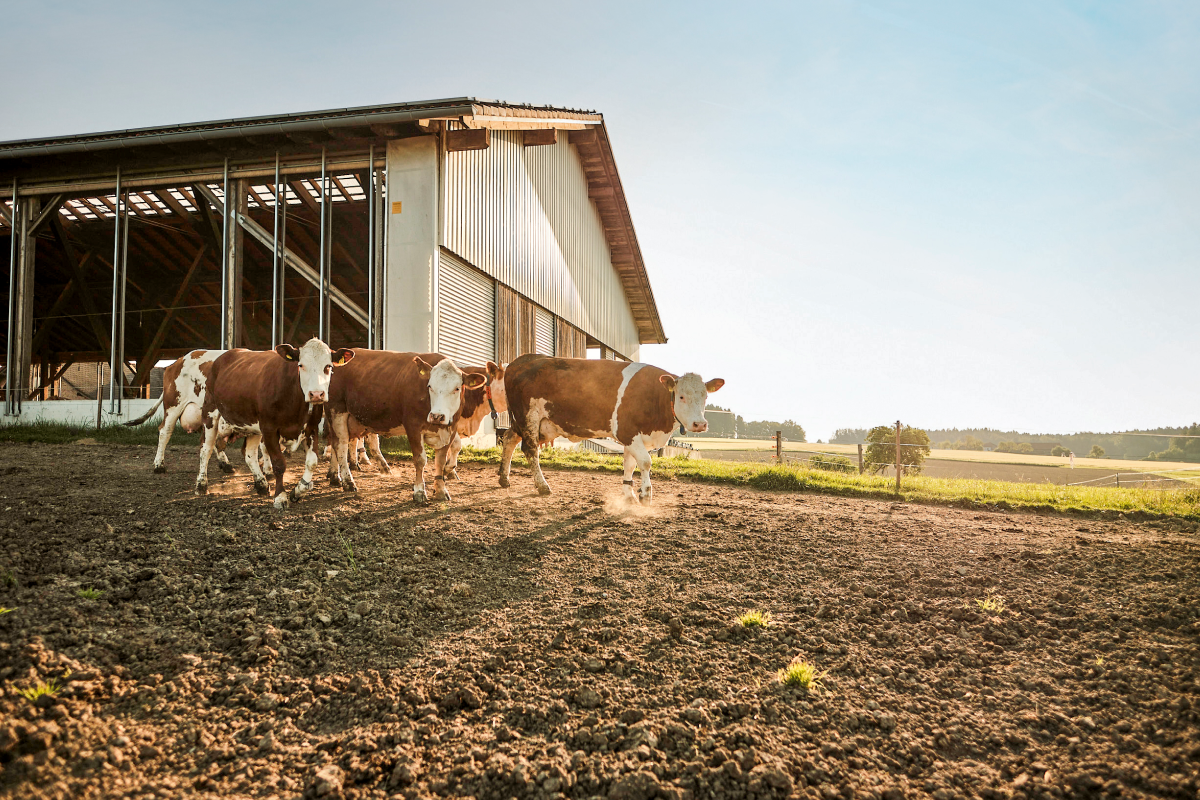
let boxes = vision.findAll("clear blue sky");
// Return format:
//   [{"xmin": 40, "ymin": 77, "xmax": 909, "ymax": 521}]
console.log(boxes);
[{"xmin": 4, "ymin": 1, "xmax": 1197, "ymax": 440}]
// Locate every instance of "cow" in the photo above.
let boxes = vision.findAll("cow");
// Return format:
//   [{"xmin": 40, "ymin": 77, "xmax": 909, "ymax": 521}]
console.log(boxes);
[
  {"xmin": 124, "ymin": 349, "xmax": 269, "ymax": 475},
  {"xmin": 322, "ymin": 351, "xmax": 497, "ymax": 502},
  {"xmin": 193, "ymin": 338, "xmax": 353, "ymax": 508},
  {"xmin": 498, "ymin": 355, "xmax": 724, "ymax": 503},
  {"xmin": 443, "ymin": 361, "xmax": 507, "ymax": 480}
]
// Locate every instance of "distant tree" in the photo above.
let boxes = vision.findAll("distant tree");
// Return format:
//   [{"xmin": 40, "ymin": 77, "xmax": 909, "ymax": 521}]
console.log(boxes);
[
  {"xmin": 955, "ymin": 436, "xmax": 985, "ymax": 451},
  {"xmin": 808, "ymin": 453, "xmax": 855, "ymax": 473},
  {"xmin": 983, "ymin": 442, "xmax": 997, "ymax": 451},
  {"xmin": 937, "ymin": 440, "xmax": 953, "ymax": 450},
  {"xmin": 831, "ymin": 428, "xmax": 868, "ymax": 444},
  {"xmin": 1016, "ymin": 443, "xmax": 1034, "ymax": 454},
  {"xmin": 1088, "ymin": 445, "xmax": 1106, "ymax": 459},
  {"xmin": 1051, "ymin": 445, "xmax": 1069, "ymax": 457},
  {"xmin": 864, "ymin": 425, "xmax": 931, "ymax": 476}
]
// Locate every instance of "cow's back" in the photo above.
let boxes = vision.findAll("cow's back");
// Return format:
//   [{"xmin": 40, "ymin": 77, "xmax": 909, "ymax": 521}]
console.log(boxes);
[
  {"xmin": 328, "ymin": 350, "xmax": 446, "ymax": 431},
  {"xmin": 208, "ymin": 350, "xmax": 294, "ymax": 427},
  {"xmin": 506, "ymin": 355, "xmax": 671, "ymax": 442}
]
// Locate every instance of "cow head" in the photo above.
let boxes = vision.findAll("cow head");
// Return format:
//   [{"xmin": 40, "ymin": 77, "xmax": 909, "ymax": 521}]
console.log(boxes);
[
  {"xmin": 484, "ymin": 361, "xmax": 508, "ymax": 414},
  {"xmin": 414, "ymin": 357, "xmax": 487, "ymax": 425},
  {"xmin": 660, "ymin": 373, "xmax": 725, "ymax": 434},
  {"xmin": 276, "ymin": 339, "xmax": 354, "ymax": 404}
]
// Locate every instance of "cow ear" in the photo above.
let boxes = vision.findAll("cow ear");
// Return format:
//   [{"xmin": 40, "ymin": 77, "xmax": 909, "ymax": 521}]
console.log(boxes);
[
  {"xmin": 331, "ymin": 348, "xmax": 354, "ymax": 367},
  {"xmin": 275, "ymin": 343, "xmax": 299, "ymax": 361},
  {"xmin": 659, "ymin": 374, "xmax": 677, "ymax": 392},
  {"xmin": 486, "ymin": 361, "xmax": 504, "ymax": 380},
  {"xmin": 704, "ymin": 378, "xmax": 725, "ymax": 393},
  {"xmin": 463, "ymin": 373, "xmax": 488, "ymax": 391},
  {"xmin": 412, "ymin": 356, "xmax": 433, "ymax": 378}
]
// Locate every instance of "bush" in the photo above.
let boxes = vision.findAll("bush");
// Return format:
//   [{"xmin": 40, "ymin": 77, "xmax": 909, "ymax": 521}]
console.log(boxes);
[
  {"xmin": 864, "ymin": 425, "xmax": 931, "ymax": 476},
  {"xmin": 1088, "ymin": 445, "xmax": 1106, "ymax": 459},
  {"xmin": 808, "ymin": 453, "xmax": 856, "ymax": 473},
  {"xmin": 1051, "ymin": 445, "xmax": 1069, "ymax": 457}
]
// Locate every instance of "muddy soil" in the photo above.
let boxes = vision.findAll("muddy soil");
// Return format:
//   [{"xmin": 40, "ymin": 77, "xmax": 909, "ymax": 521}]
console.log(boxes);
[{"xmin": 1, "ymin": 441, "xmax": 1198, "ymax": 800}]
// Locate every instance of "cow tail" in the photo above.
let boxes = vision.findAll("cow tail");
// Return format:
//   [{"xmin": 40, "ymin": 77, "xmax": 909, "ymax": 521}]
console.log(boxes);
[{"xmin": 123, "ymin": 396, "xmax": 164, "ymax": 427}]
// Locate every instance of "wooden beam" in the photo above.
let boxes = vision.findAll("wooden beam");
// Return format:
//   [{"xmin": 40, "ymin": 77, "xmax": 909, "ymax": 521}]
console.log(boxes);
[
  {"xmin": 567, "ymin": 128, "xmax": 600, "ymax": 146},
  {"xmin": 288, "ymin": 180, "xmax": 320, "ymax": 215},
  {"xmin": 446, "ymin": 128, "xmax": 489, "ymax": 153},
  {"xmin": 27, "ymin": 194, "xmax": 65, "ymax": 233},
  {"xmin": 27, "ymin": 360, "xmax": 74, "ymax": 401},
  {"xmin": 523, "ymin": 128, "xmax": 558, "ymax": 147},
  {"xmin": 131, "ymin": 245, "xmax": 208, "ymax": 386},
  {"xmin": 50, "ymin": 216, "xmax": 112, "ymax": 352}
]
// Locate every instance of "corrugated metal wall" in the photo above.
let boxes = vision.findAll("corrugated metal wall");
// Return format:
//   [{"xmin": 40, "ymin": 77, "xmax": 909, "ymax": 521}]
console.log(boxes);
[
  {"xmin": 534, "ymin": 306, "xmax": 554, "ymax": 355},
  {"xmin": 442, "ymin": 128, "xmax": 640, "ymax": 359},
  {"xmin": 438, "ymin": 251, "xmax": 496, "ymax": 366}
]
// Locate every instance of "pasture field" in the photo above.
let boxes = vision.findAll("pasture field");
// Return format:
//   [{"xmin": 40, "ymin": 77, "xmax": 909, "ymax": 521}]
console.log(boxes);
[
  {"xmin": 680, "ymin": 438, "xmax": 1200, "ymax": 477},
  {"xmin": 1, "ymin": 441, "xmax": 1199, "ymax": 800}
]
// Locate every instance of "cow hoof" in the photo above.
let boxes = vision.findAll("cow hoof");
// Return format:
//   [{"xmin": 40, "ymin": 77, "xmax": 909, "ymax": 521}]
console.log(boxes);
[
  {"xmin": 342, "ymin": 480, "xmax": 358, "ymax": 493},
  {"xmin": 153, "ymin": 464, "xmax": 166, "ymax": 474},
  {"xmin": 499, "ymin": 475, "xmax": 510, "ymax": 489},
  {"xmin": 328, "ymin": 473, "xmax": 342, "ymax": 488},
  {"xmin": 434, "ymin": 489, "xmax": 452, "ymax": 502},
  {"xmin": 254, "ymin": 480, "xmax": 270, "ymax": 496},
  {"xmin": 273, "ymin": 494, "xmax": 290, "ymax": 510},
  {"xmin": 194, "ymin": 481, "xmax": 208, "ymax": 496},
  {"xmin": 537, "ymin": 484, "xmax": 552, "ymax": 497},
  {"xmin": 413, "ymin": 489, "xmax": 428, "ymax": 504},
  {"xmin": 218, "ymin": 461, "xmax": 235, "ymax": 474},
  {"xmin": 446, "ymin": 467, "xmax": 459, "ymax": 481}
]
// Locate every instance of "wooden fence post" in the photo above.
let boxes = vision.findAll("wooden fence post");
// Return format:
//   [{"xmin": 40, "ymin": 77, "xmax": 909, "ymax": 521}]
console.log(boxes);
[
  {"xmin": 895, "ymin": 420, "xmax": 902, "ymax": 493},
  {"xmin": 776, "ymin": 431, "xmax": 782, "ymax": 463},
  {"xmin": 858, "ymin": 443, "xmax": 864, "ymax": 474}
]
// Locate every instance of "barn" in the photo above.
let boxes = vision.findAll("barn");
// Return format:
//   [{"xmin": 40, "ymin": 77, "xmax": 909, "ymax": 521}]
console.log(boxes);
[{"xmin": 0, "ymin": 98, "xmax": 666, "ymax": 443}]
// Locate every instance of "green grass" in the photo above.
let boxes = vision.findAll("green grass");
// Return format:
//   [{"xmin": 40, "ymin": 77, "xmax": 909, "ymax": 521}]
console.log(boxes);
[
  {"xmin": 17, "ymin": 678, "xmax": 61, "ymax": 703},
  {"xmin": 738, "ymin": 609, "xmax": 772, "ymax": 628},
  {"xmin": 777, "ymin": 657, "xmax": 827, "ymax": 692},
  {"xmin": 0, "ymin": 420, "xmax": 194, "ymax": 447},
  {"xmin": 0, "ymin": 607, "xmax": 14, "ymax": 616},
  {"xmin": 77, "ymin": 587, "xmax": 103, "ymax": 600},
  {"xmin": 339, "ymin": 535, "xmax": 360, "ymax": 575},
  {"xmin": 436, "ymin": 444, "xmax": 1200, "ymax": 522}
]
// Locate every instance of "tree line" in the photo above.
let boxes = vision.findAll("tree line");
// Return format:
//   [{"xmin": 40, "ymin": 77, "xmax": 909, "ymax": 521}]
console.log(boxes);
[
  {"xmin": 831, "ymin": 425, "xmax": 1199, "ymax": 462},
  {"xmin": 699, "ymin": 405, "xmax": 807, "ymax": 442}
]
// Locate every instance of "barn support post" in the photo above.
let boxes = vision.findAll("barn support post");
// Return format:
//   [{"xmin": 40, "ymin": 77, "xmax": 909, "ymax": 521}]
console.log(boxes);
[
  {"xmin": 221, "ymin": 175, "xmax": 246, "ymax": 349},
  {"xmin": 108, "ymin": 169, "xmax": 123, "ymax": 414},
  {"xmin": 219, "ymin": 159, "xmax": 229, "ymax": 348},
  {"xmin": 4, "ymin": 179, "xmax": 18, "ymax": 415},
  {"xmin": 271, "ymin": 153, "xmax": 280, "ymax": 349},
  {"xmin": 118, "ymin": 190, "xmax": 130, "ymax": 401},
  {"xmin": 279, "ymin": 170, "xmax": 288, "ymax": 345},
  {"xmin": 318, "ymin": 147, "xmax": 327, "ymax": 342},
  {"xmin": 894, "ymin": 420, "xmax": 902, "ymax": 493},
  {"xmin": 367, "ymin": 144, "xmax": 375, "ymax": 349}
]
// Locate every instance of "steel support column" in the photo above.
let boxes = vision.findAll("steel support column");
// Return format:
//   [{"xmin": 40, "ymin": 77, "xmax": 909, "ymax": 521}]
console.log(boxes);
[
  {"xmin": 108, "ymin": 171, "xmax": 124, "ymax": 414},
  {"xmin": 318, "ymin": 147, "xmax": 327, "ymax": 342},
  {"xmin": 272, "ymin": 153, "xmax": 281, "ymax": 348},
  {"xmin": 367, "ymin": 145, "xmax": 376, "ymax": 349},
  {"xmin": 4, "ymin": 179, "xmax": 18, "ymax": 415}
]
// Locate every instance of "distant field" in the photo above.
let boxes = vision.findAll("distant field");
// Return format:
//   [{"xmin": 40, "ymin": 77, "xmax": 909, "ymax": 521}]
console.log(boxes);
[{"xmin": 680, "ymin": 437, "xmax": 1200, "ymax": 476}]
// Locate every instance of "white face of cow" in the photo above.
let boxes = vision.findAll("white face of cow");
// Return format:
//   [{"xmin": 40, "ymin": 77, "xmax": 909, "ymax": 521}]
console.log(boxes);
[
  {"xmin": 276, "ymin": 339, "xmax": 353, "ymax": 404},
  {"xmin": 485, "ymin": 361, "xmax": 508, "ymax": 414},
  {"xmin": 416, "ymin": 357, "xmax": 488, "ymax": 425},
  {"xmin": 660, "ymin": 372, "xmax": 725, "ymax": 434}
]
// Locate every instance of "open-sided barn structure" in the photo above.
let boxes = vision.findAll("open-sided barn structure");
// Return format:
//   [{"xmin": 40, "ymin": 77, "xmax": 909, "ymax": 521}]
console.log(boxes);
[{"xmin": 0, "ymin": 98, "xmax": 666, "ymax": 442}]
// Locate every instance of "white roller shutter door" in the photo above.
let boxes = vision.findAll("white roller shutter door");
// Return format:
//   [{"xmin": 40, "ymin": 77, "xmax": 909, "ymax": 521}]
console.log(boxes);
[
  {"xmin": 438, "ymin": 252, "xmax": 496, "ymax": 366},
  {"xmin": 535, "ymin": 306, "xmax": 554, "ymax": 356}
]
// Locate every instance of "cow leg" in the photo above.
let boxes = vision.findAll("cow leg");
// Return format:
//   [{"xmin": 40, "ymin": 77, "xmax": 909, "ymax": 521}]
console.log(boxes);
[
  {"xmin": 193, "ymin": 412, "xmax": 219, "ymax": 495},
  {"xmin": 410, "ymin": 433, "xmax": 429, "ymax": 503},
  {"xmin": 152, "ymin": 402, "xmax": 183, "ymax": 473},
  {"xmin": 368, "ymin": 434, "xmax": 390, "ymax": 474},
  {"xmin": 288, "ymin": 430, "xmax": 320, "ymax": 503},
  {"xmin": 332, "ymin": 414, "xmax": 357, "ymax": 493},
  {"xmin": 356, "ymin": 436, "xmax": 373, "ymax": 470},
  {"xmin": 260, "ymin": 442, "xmax": 274, "ymax": 478},
  {"xmin": 244, "ymin": 434, "xmax": 270, "ymax": 496},
  {"xmin": 264, "ymin": 434, "xmax": 290, "ymax": 509},
  {"xmin": 523, "ymin": 438, "xmax": 552, "ymax": 496},
  {"xmin": 498, "ymin": 429, "xmax": 521, "ymax": 489},
  {"xmin": 215, "ymin": 433, "xmax": 235, "ymax": 474},
  {"xmin": 445, "ymin": 433, "xmax": 462, "ymax": 481},
  {"xmin": 621, "ymin": 449, "xmax": 639, "ymax": 504},
  {"xmin": 630, "ymin": 439, "xmax": 655, "ymax": 505},
  {"xmin": 432, "ymin": 445, "xmax": 452, "ymax": 502}
]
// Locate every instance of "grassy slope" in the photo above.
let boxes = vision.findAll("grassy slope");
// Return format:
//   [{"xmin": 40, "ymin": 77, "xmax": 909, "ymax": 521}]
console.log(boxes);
[
  {"xmin": 681, "ymin": 437, "xmax": 1200, "ymax": 475},
  {"xmin": 1, "ymin": 424, "xmax": 1195, "ymax": 521}
]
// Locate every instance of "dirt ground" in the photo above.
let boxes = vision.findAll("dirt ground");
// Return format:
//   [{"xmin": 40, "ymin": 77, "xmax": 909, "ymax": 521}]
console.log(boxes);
[
  {"xmin": 1, "ymin": 440, "xmax": 1198, "ymax": 800},
  {"xmin": 699, "ymin": 452, "xmax": 1191, "ymax": 489}
]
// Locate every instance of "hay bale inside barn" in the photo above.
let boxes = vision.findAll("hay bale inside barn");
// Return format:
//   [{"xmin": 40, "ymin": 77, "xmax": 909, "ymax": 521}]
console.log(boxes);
[{"xmin": 0, "ymin": 98, "xmax": 666, "ymax": 443}]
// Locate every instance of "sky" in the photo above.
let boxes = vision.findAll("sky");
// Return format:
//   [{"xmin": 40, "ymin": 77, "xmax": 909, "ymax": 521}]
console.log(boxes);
[{"xmin": 3, "ymin": 0, "xmax": 1197, "ymax": 440}]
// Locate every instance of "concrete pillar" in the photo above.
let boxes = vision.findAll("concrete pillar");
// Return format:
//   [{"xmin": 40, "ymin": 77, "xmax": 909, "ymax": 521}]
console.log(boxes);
[
  {"xmin": 383, "ymin": 137, "xmax": 438, "ymax": 353},
  {"xmin": 12, "ymin": 196, "xmax": 39, "ymax": 405},
  {"xmin": 222, "ymin": 179, "xmax": 246, "ymax": 349}
]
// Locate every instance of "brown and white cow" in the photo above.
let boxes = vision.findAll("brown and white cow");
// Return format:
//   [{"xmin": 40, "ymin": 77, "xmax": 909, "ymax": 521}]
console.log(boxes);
[
  {"xmin": 125, "ymin": 349, "xmax": 268, "ymax": 475},
  {"xmin": 443, "ymin": 361, "xmax": 507, "ymax": 480},
  {"xmin": 498, "ymin": 355, "xmax": 724, "ymax": 503},
  {"xmin": 322, "ymin": 351, "xmax": 496, "ymax": 502},
  {"xmin": 194, "ymin": 338, "xmax": 353, "ymax": 508}
]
